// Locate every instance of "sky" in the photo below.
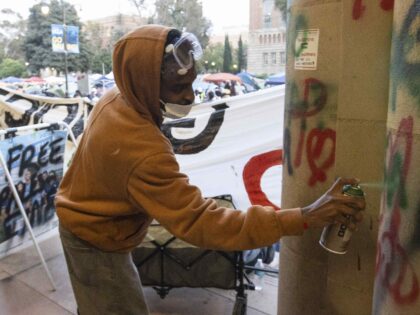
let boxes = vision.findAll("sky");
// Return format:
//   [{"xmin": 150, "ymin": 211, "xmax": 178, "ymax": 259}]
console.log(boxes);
[{"xmin": 11, "ymin": 0, "xmax": 249, "ymax": 35}]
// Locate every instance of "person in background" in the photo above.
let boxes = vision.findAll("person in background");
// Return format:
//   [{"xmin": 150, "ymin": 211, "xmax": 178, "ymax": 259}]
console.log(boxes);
[
  {"xmin": 73, "ymin": 90, "xmax": 83, "ymax": 98},
  {"xmin": 55, "ymin": 25, "xmax": 365, "ymax": 315}
]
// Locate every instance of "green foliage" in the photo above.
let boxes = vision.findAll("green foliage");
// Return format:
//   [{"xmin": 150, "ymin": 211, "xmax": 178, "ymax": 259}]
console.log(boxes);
[
  {"xmin": 90, "ymin": 49, "xmax": 113, "ymax": 74},
  {"xmin": 153, "ymin": 0, "xmax": 212, "ymax": 49},
  {"xmin": 275, "ymin": 0, "xmax": 287, "ymax": 22},
  {"xmin": 23, "ymin": 0, "xmax": 92, "ymax": 74},
  {"xmin": 237, "ymin": 36, "xmax": 246, "ymax": 72},
  {"xmin": 223, "ymin": 35, "xmax": 233, "ymax": 73},
  {"xmin": 0, "ymin": 58, "xmax": 26, "ymax": 78},
  {"xmin": 0, "ymin": 8, "xmax": 26, "ymax": 61},
  {"xmin": 201, "ymin": 42, "xmax": 224, "ymax": 72}
]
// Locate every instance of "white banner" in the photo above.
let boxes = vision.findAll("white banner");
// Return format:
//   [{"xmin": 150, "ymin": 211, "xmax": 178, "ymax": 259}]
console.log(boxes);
[
  {"xmin": 0, "ymin": 87, "xmax": 91, "ymax": 140},
  {"xmin": 164, "ymin": 86, "xmax": 285, "ymax": 211}
]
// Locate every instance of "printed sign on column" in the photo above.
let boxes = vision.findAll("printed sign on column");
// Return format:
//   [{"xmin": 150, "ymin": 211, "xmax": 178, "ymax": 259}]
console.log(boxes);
[
  {"xmin": 0, "ymin": 129, "xmax": 67, "ymax": 254},
  {"xmin": 294, "ymin": 29, "xmax": 320, "ymax": 70}
]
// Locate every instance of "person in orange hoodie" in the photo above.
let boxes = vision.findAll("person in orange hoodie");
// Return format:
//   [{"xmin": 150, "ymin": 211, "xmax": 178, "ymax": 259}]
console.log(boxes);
[{"xmin": 55, "ymin": 25, "xmax": 365, "ymax": 315}]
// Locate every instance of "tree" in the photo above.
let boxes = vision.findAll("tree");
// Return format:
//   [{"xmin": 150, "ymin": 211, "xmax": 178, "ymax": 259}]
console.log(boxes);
[
  {"xmin": 23, "ymin": 0, "xmax": 92, "ymax": 74},
  {"xmin": 90, "ymin": 49, "xmax": 113, "ymax": 74},
  {"xmin": 201, "ymin": 42, "xmax": 224, "ymax": 73},
  {"xmin": 0, "ymin": 58, "xmax": 26, "ymax": 78},
  {"xmin": 275, "ymin": 0, "xmax": 287, "ymax": 22},
  {"xmin": 223, "ymin": 35, "xmax": 233, "ymax": 73},
  {"xmin": 0, "ymin": 8, "xmax": 27, "ymax": 62},
  {"xmin": 153, "ymin": 0, "xmax": 212, "ymax": 49},
  {"xmin": 237, "ymin": 36, "xmax": 246, "ymax": 72}
]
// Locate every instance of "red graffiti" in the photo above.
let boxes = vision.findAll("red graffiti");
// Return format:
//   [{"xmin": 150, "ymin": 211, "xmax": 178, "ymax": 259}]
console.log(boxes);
[
  {"xmin": 380, "ymin": 0, "xmax": 394, "ymax": 11},
  {"xmin": 375, "ymin": 116, "xmax": 418, "ymax": 305},
  {"xmin": 290, "ymin": 78, "xmax": 327, "ymax": 119},
  {"xmin": 352, "ymin": 0, "xmax": 366, "ymax": 20},
  {"xmin": 306, "ymin": 128, "xmax": 336, "ymax": 186},
  {"xmin": 376, "ymin": 209, "xmax": 419, "ymax": 304},
  {"xmin": 353, "ymin": 0, "xmax": 394, "ymax": 20},
  {"xmin": 243, "ymin": 150, "xmax": 282, "ymax": 210}
]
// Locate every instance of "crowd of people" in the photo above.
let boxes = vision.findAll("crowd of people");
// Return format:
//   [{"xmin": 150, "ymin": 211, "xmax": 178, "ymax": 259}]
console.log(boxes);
[{"xmin": 194, "ymin": 80, "xmax": 247, "ymax": 103}]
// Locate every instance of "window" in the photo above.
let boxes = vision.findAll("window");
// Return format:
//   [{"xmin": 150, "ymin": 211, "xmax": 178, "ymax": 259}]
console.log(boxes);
[
  {"xmin": 271, "ymin": 52, "xmax": 277, "ymax": 64},
  {"xmin": 263, "ymin": 0, "xmax": 274, "ymax": 28},
  {"xmin": 259, "ymin": 35, "xmax": 263, "ymax": 44},
  {"xmin": 263, "ymin": 53, "xmax": 269, "ymax": 65},
  {"xmin": 280, "ymin": 52, "xmax": 286, "ymax": 65}
]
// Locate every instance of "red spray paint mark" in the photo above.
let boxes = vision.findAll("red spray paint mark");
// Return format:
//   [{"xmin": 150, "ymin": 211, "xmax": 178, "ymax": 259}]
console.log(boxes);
[
  {"xmin": 352, "ymin": 0, "xmax": 366, "ymax": 20},
  {"xmin": 375, "ymin": 116, "xmax": 418, "ymax": 305},
  {"xmin": 306, "ymin": 128, "xmax": 336, "ymax": 186},
  {"xmin": 380, "ymin": 0, "xmax": 394, "ymax": 11},
  {"xmin": 376, "ymin": 210, "xmax": 419, "ymax": 304},
  {"xmin": 243, "ymin": 150, "xmax": 282, "ymax": 210}
]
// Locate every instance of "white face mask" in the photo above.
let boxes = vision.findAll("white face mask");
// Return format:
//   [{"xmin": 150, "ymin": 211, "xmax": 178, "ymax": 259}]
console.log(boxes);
[{"xmin": 160, "ymin": 99, "xmax": 194, "ymax": 119}]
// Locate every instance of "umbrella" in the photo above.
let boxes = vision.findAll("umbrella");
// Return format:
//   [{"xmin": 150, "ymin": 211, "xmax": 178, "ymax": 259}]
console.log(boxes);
[
  {"xmin": 25, "ymin": 76, "xmax": 46, "ymax": 83},
  {"xmin": 1, "ymin": 76, "xmax": 23, "ymax": 83},
  {"xmin": 202, "ymin": 72, "xmax": 242, "ymax": 84}
]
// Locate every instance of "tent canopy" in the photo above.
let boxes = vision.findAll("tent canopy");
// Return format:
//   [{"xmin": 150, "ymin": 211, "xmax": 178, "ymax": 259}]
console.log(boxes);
[
  {"xmin": 265, "ymin": 73, "xmax": 286, "ymax": 86},
  {"xmin": 1, "ymin": 76, "xmax": 23, "ymax": 83},
  {"xmin": 236, "ymin": 72, "xmax": 260, "ymax": 91}
]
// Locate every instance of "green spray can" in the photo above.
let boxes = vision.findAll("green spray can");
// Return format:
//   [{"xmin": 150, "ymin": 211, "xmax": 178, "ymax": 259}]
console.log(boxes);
[{"xmin": 319, "ymin": 184, "xmax": 364, "ymax": 254}]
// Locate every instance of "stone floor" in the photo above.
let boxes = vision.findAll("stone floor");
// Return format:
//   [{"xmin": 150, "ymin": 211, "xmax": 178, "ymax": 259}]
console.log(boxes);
[{"xmin": 0, "ymin": 230, "xmax": 278, "ymax": 315}]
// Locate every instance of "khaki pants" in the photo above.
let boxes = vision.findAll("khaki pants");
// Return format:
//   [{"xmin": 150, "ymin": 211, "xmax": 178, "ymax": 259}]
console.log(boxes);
[{"xmin": 59, "ymin": 225, "xmax": 150, "ymax": 315}]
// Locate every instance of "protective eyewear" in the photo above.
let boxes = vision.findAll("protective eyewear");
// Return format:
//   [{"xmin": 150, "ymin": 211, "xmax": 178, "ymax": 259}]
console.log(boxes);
[{"xmin": 164, "ymin": 32, "xmax": 203, "ymax": 75}]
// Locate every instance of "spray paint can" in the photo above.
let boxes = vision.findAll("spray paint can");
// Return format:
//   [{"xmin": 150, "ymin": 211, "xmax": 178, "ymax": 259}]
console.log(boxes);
[{"xmin": 319, "ymin": 184, "xmax": 364, "ymax": 254}]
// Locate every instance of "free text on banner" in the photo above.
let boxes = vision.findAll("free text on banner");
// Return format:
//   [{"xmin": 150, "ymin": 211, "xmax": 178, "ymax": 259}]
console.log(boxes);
[{"xmin": 0, "ymin": 129, "xmax": 67, "ymax": 254}]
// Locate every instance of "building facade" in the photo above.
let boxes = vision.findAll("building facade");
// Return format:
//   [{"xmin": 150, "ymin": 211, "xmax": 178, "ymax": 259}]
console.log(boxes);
[{"xmin": 247, "ymin": 0, "xmax": 286, "ymax": 75}]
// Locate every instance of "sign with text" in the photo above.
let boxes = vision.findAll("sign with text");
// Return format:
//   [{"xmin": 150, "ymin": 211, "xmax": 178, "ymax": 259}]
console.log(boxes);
[
  {"xmin": 51, "ymin": 24, "xmax": 79, "ymax": 54},
  {"xmin": 0, "ymin": 130, "xmax": 67, "ymax": 254},
  {"xmin": 294, "ymin": 29, "xmax": 320, "ymax": 70}
]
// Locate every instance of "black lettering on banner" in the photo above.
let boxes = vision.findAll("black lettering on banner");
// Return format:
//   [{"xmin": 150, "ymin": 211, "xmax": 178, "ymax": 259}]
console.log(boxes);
[
  {"xmin": 0, "ymin": 134, "xmax": 65, "ymax": 243},
  {"xmin": 20, "ymin": 145, "xmax": 39, "ymax": 175},
  {"xmin": 161, "ymin": 103, "xmax": 229, "ymax": 154},
  {"xmin": 0, "ymin": 88, "xmax": 84, "ymax": 139},
  {"xmin": 7, "ymin": 145, "xmax": 23, "ymax": 173},
  {"xmin": 4, "ymin": 94, "xmax": 40, "ymax": 127},
  {"xmin": 49, "ymin": 137, "xmax": 65, "ymax": 164}
]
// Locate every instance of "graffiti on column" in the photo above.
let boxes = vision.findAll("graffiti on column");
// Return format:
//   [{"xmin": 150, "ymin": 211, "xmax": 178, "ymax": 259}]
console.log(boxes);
[
  {"xmin": 390, "ymin": 1, "xmax": 420, "ymax": 111},
  {"xmin": 352, "ymin": 0, "xmax": 394, "ymax": 20},
  {"xmin": 375, "ymin": 116, "xmax": 419, "ymax": 307},
  {"xmin": 285, "ymin": 77, "xmax": 335, "ymax": 186}
]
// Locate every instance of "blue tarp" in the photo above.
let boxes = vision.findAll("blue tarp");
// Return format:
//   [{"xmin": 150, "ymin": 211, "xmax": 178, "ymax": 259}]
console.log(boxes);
[
  {"xmin": 1, "ymin": 76, "xmax": 23, "ymax": 83},
  {"xmin": 265, "ymin": 73, "xmax": 286, "ymax": 86},
  {"xmin": 236, "ymin": 72, "xmax": 260, "ymax": 91}
]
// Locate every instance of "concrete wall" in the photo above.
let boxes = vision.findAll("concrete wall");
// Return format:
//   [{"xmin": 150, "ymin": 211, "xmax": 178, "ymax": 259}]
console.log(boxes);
[{"xmin": 278, "ymin": 1, "xmax": 393, "ymax": 314}]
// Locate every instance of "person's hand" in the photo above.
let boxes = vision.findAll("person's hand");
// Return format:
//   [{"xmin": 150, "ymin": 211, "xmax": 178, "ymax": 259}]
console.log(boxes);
[{"xmin": 301, "ymin": 177, "xmax": 366, "ymax": 230}]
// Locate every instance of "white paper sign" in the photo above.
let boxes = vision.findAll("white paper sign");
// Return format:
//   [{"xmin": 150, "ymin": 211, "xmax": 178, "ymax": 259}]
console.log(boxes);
[{"xmin": 294, "ymin": 29, "xmax": 320, "ymax": 70}]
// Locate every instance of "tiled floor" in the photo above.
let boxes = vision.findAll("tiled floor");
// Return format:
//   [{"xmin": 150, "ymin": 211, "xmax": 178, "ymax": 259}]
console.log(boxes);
[{"xmin": 0, "ymin": 230, "xmax": 278, "ymax": 315}]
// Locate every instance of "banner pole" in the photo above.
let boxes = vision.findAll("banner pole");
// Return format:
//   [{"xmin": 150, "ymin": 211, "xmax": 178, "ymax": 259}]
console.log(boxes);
[{"xmin": 0, "ymin": 152, "xmax": 57, "ymax": 291}]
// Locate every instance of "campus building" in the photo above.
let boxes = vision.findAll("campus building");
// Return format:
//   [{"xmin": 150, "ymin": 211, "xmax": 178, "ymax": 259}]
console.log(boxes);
[{"xmin": 247, "ymin": 0, "xmax": 286, "ymax": 75}]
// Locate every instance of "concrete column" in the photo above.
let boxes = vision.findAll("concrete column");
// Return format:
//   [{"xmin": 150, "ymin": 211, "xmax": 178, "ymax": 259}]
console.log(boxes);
[
  {"xmin": 278, "ymin": 1, "xmax": 393, "ymax": 314},
  {"xmin": 373, "ymin": 1, "xmax": 420, "ymax": 314}
]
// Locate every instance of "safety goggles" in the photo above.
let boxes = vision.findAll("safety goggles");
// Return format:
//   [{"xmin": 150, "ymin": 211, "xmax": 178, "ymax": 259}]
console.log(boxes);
[{"xmin": 164, "ymin": 32, "xmax": 203, "ymax": 75}]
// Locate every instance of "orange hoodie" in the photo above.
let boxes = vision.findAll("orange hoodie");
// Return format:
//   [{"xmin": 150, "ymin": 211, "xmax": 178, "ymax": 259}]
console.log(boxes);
[{"xmin": 55, "ymin": 25, "xmax": 304, "ymax": 253}]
